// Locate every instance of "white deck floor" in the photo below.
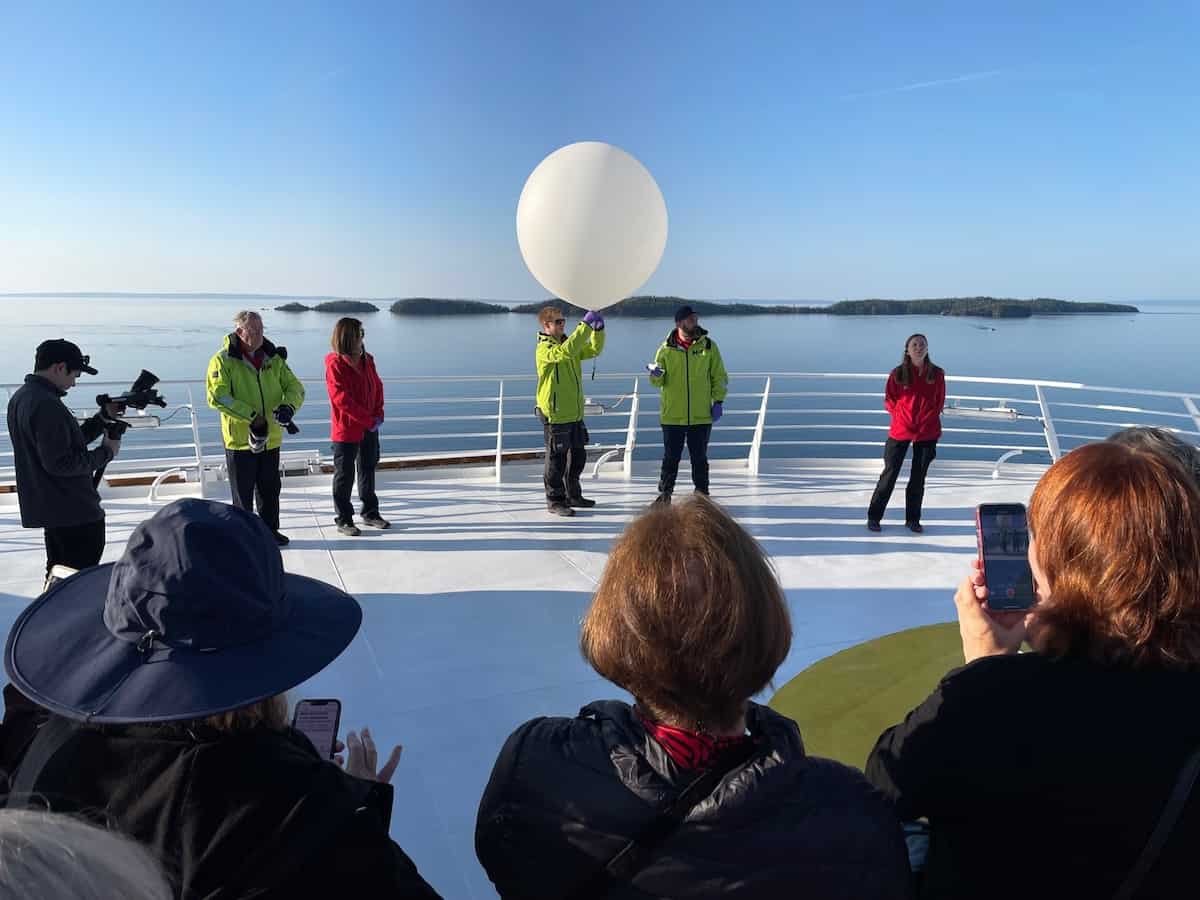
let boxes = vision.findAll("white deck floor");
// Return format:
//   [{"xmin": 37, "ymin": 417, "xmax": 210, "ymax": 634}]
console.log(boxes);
[{"xmin": 0, "ymin": 457, "xmax": 1044, "ymax": 899}]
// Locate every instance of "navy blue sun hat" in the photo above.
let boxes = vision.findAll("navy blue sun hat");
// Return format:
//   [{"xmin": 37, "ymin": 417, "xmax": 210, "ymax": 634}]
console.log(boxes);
[{"xmin": 4, "ymin": 499, "xmax": 362, "ymax": 724}]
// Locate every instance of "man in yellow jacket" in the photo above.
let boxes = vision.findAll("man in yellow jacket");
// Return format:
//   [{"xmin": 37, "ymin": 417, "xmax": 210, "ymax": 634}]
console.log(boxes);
[
  {"xmin": 535, "ymin": 304, "xmax": 605, "ymax": 517},
  {"xmin": 206, "ymin": 310, "xmax": 305, "ymax": 544},
  {"xmin": 647, "ymin": 305, "xmax": 728, "ymax": 503}
]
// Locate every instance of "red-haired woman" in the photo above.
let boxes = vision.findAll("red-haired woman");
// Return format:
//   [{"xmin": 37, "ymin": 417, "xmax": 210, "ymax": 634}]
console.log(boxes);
[
  {"xmin": 867, "ymin": 334, "xmax": 945, "ymax": 532},
  {"xmin": 867, "ymin": 441, "xmax": 1200, "ymax": 898},
  {"xmin": 325, "ymin": 318, "xmax": 388, "ymax": 536}
]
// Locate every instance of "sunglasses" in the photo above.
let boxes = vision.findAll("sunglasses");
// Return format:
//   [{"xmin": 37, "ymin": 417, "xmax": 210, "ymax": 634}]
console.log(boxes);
[
  {"xmin": 359, "ymin": 329, "xmax": 366, "ymax": 337},
  {"xmin": 553, "ymin": 318, "xmax": 565, "ymax": 326}
]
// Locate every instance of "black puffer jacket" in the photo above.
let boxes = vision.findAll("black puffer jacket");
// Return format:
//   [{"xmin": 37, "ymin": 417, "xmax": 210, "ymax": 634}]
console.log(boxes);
[
  {"xmin": 1, "ymin": 705, "xmax": 441, "ymax": 900},
  {"xmin": 476, "ymin": 700, "xmax": 911, "ymax": 899}
]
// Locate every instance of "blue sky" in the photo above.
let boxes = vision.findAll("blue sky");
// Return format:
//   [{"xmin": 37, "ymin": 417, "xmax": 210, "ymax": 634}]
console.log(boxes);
[{"xmin": 1, "ymin": 1, "xmax": 1196, "ymax": 300}]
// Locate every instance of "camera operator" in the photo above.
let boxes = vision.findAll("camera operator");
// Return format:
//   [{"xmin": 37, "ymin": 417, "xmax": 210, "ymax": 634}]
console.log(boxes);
[
  {"xmin": 206, "ymin": 311, "xmax": 305, "ymax": 545},
  {"xmin": 4, "ymin": 340, "xmax": 122, "ymax": 579}
]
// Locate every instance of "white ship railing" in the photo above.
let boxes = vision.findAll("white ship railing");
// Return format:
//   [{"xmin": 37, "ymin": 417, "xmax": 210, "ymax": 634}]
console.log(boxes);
[{"xmin": 2, "ymin": 374, "xmax": 1198, "ymax": 493}]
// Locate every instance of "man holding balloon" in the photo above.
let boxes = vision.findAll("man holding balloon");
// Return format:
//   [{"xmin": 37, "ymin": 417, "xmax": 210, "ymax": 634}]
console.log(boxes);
[
  {"xmin": 535, "ymin": 305, "xmax": 606, "ymax": 516},
  {"xmin": 517, "ymin": 140, "xmax": 669, "ymax": 511},
  {"xmin": 647, "ymin": 305, "xmax": 729, "ymax": 503}
]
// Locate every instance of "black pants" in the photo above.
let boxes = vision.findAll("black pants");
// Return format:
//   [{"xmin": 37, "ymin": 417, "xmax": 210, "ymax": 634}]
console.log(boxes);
[
  {"xmin": 226, "ymin": 447, "xmax": 281, "ymax": 531},
  {"xmin": 43, "ymin": 518, "xmax": 106, "ymax": 577},
  {"xmin": 543, "ymin": 420, "xmax": 588, "ymax": 504},
  {"xmin": 332, "ymin": 431, "xmax": 381, "ymax": 524},
  {"xmin": 658, "ymin": 424, "xmax": 712, "ymax": 496},
  {"xmin": 868, "ymin": 438, "xmax": 937, "ymax": 525}
]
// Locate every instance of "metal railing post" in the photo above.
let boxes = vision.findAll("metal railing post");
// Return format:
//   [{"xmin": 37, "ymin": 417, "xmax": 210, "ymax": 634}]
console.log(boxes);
[
  {"xmin": 748, "ymin": 376, "xmax": 771, "ymax": 476},
  {"xmin": 623, "ymin": 377, "xmax": 639, "ymax": 479},
  {"xmin": 1183, "ymin": 397, "xmax": 1200, "ymax": 435},
  {"xmin": 1035, "ymin": 384, "xmax": 1062, "ymax": 461},
  {"xmin": 187, "ymin": 387, "xmax": 206, "ymax": 499},
  {"xmin": 495, "ymin": 379, "xmax": 504, "ymax": 484}
]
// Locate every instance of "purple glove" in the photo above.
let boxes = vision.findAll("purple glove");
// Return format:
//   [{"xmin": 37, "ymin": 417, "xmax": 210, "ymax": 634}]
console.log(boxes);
[
  {"xmin": 369, "ymin": 417, "xmax": 382, "ymax": 432},
  {"xmin": 582, "ymin": 310, "xmax": 605, "ymax": 331},
  {"xmin": 645, "ymin": 363, "xmax": 664, "ymax": 378},
  {"xmin": 711, "ymin": 401, "xmax": 723, "ymax": 424}
]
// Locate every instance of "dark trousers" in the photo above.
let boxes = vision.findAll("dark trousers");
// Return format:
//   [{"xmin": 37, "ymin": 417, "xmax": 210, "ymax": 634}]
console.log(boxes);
[
  {"xmin": 43, "ymin": 519, "xmax": 106, "ymax": 577},
  {"xmin": 658, "ymin": 424, "xmax": 712, "ymax": 496},
  {"xmin": 332, "ymin": 431, "xmax": 381, "ymax": 524},
  {"xmin": 543, "ymin": 420, "xmax": 588, "ymax": 504},
  {"xmin": 868, "ymin": 438, "xmax": 937, "ymax": 525},
  {"xmin": 226, "ymin": 447, "xmax": 281, "ymax": 531}
]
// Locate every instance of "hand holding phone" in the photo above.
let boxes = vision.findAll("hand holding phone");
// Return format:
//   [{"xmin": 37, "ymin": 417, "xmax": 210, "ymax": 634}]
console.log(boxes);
[
  {"xmin": 975, "ymin": 503, "xmax": 1035, "ymax": 611},
  {"xmin": 292, "ymin": 698, "xmax": 341, "ymax": 760}
]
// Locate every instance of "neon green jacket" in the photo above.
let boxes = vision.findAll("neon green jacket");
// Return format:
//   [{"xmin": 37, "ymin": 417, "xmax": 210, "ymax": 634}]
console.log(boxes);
[
  {"xmin": 649, "ymin": 327, "xmax": 729, "ymax": 425},
  {"xmin": 206, "ymin": 334, "xmax": 306, "ymax": 451},
  {"xmin": 535, "ymin": 324, "xmax": 605, "ymax": 424}
]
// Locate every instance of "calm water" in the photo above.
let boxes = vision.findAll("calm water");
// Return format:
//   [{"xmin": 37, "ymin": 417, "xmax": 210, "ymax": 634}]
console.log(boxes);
[
  {"xmin": 0, "ymin": 296, "xmax": 1196, "ymax": 389},
  {"xmin": 0, "ymin": 296, "xmax": 1195, "ymax": 464}
]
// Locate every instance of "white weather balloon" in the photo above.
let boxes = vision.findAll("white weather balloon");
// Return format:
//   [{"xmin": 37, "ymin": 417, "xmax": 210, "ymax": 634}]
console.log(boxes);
[{"xmin": 517, "ymin": 142, "xmax": 668, "ymax": 310}]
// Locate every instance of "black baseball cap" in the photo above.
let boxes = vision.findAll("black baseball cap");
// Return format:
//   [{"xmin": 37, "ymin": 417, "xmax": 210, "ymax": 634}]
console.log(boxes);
[
  {"xmin": 674, "ymin": 305, "xmax": 697, "ymax": 323},
  {"xmin": 35, "ymin": 339, "xmax": 98, "ymax": 375}
]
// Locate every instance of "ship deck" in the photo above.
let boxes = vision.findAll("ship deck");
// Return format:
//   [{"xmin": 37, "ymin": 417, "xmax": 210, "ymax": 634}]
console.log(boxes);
[{"xmin": 0, "ymin": 456, "xmax": 1045, "ymax": 898}]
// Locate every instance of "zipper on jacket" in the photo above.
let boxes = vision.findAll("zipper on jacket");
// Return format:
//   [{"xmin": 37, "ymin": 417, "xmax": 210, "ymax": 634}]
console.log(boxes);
[
  {"xmin": 685, "ymin": 345, "xmax": 691, "ymax": 424},
  {"xmin": 255, "ymin": 367, "xmax": 267, "ymax": 425}
]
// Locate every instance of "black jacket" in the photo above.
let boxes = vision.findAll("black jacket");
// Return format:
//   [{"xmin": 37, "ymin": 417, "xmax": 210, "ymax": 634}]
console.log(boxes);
[
  {"xmin": 476, "ymin": 700, "xmax": 911, "ymax": 899},
  {"xmin": 1, "ymin": 705, "xmax": 441, "ymax": 900},
  {"xmin": 866, "ymin": 652, "xmax": 1200, "ymax": 899},
  {"xmin": 5, "ymin": 374, "xmax": 112, "ymax": 528}
]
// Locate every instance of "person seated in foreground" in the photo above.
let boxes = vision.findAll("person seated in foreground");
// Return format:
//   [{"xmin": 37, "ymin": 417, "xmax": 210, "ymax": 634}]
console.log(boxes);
[
  {"xmin": 476, "ymin": 494, "xmax": 912, "ymax": 899},
  {"xmin": 0, "ymin": 809, "xmax": 173, "ymax": 900},
  {"xmin": 0, "ymin": 499, "xmax": 440, "ymax": 900},
  {"xmin": 866, "ymin": 441, "xmax": 1200, "ymax": 899},
  {"xmin": 1108, "ymin": 424, "xmax": 1200, "ymax": 485}
]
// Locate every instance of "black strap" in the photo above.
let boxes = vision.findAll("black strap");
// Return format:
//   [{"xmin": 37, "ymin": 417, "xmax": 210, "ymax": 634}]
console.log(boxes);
[
  {"xmin": 567, "ymin": 740, "xmax": 759, "ymax": 900},
  {"xmin": 6, "ymin": 717, "xmax": 76, "ymax": 806},
  {"xmin": 1113, "ymin": 745, "xmax": 1200, "ymax": 900}
]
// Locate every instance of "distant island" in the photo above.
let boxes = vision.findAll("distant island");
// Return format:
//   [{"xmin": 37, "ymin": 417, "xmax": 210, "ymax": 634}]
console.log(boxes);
[
  {"xmin": 275, "ymin": 300, "xmax": 380, "ymax": 313},
  {"xmin": 389, "ymin": 298, "xmax": 508, "ymax": 315},
  {"xmin": 511, "ymin": 295, "xmax": 1138, "ymax": 319}
]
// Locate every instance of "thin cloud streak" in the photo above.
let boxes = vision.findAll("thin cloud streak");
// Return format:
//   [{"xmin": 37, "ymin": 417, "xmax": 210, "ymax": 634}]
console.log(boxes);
[{"xmin": 839, "ymin": 68, "xmax": 1012, "ymax": 100}]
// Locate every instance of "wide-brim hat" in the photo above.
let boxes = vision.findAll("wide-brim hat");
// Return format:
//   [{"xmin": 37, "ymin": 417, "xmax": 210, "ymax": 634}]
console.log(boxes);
[{"xmin": 5, "ymin": 499, "xmax": 361, "ymax": 724}]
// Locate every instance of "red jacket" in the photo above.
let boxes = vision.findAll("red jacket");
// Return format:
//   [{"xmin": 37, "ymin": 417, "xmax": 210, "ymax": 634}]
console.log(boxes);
[
  {"xmin": 884, "ymin": 365, "xmax": 945, "ymax": 441},
  {"xmin": 325, "ymin": 352, "xmax": 384, "ymax": 443}
]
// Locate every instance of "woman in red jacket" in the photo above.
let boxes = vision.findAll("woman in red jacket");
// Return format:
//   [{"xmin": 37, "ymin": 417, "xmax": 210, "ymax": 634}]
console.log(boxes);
[
  {"xmin": 326, "ymin": 318, "xmax": 389, "ymax": 536},
  {"xmin": 867, "ymin": 333, "xmax": 945, "ymax": 533}
]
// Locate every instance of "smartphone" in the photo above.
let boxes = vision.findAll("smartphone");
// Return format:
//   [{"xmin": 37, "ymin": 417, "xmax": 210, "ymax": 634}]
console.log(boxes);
[
  {"xmin": 975, "ymin": 503, "xmax": 1036, "ymax": 611},
  {"xmin": 292, "ymin": 698, "xmax": 342, "ymax": 759}
]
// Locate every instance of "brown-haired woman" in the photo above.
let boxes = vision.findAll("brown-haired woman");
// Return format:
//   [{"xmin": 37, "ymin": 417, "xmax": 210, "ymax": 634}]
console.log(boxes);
[
  {"xmin": 867, "ymin": 441, "xmax": 1200, "ymax": 899},
  {"xmin": 325, "ymin": 317, "xmax": 388, "ymax": 536},
  {"xmin": 867, "ymin": 334, "xmax": 946, "ymax": 533},
  {"xmin": 476, "ymin": 496, "xmax": 911, "ymax": 899}
]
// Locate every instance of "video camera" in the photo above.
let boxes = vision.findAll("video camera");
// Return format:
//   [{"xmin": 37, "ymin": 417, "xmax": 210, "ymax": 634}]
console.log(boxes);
[{"xmin": 97, "ymin": 369, "xmax": 167, "ymax": 439}]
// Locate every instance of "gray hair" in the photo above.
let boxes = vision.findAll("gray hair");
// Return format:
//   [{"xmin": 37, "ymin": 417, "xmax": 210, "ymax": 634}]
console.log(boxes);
[
  {"xmin": 1107, "ymin": 426, "xmax": 1200, "ymax": 486},
  {"xmin": 0, "ymin": 810, "xmax": 172, "ymax": 899},
  {"xmin": 232, "ymin": 310, "xmax": 262, "ymax": 330}
]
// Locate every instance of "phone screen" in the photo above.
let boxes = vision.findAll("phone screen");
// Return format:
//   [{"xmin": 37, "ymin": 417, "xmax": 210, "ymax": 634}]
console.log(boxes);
[
  {"xmin": 976, "ymin": 504, "xmax": 1035, "ymax": 611},
  {"xmin": 292, "ymin": 699, "xmax": 341, "ymax": 759}
]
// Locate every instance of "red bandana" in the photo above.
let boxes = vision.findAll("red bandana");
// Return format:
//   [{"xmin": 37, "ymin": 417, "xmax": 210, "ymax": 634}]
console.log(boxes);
[{"xmin": 638, "ymin": 711, "xmax": 754, "ymax": 771}]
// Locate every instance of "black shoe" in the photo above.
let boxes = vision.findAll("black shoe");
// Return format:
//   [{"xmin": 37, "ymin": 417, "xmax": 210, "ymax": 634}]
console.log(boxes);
[
  {"xmin": 337, "ymin": 522, "xmax": 361, "ymax": 537},
  {"xmin": 361, "ymin": 515, "xmax": 391, "ymax": 529},
  {"xmin": 547, "ymin": 502, "xmax": 575, "ymax": 517},
  {"xmin": 273, "ymin": 531, "xmax": 290, "ymax": 546},
  {"xmin": 867, "ymin": 521, "xmax": 881, "ymax": 532},
  {"xmin": 654, "ymin": 493, "xmax": 671, "ymax": 505},
  {"xmin": 906, "ymin": 521, "xmax": 924, "ymax": 533},
  {"xmin": 567, "ymin": 496, "xmax": 596, "ymax": 508}
]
